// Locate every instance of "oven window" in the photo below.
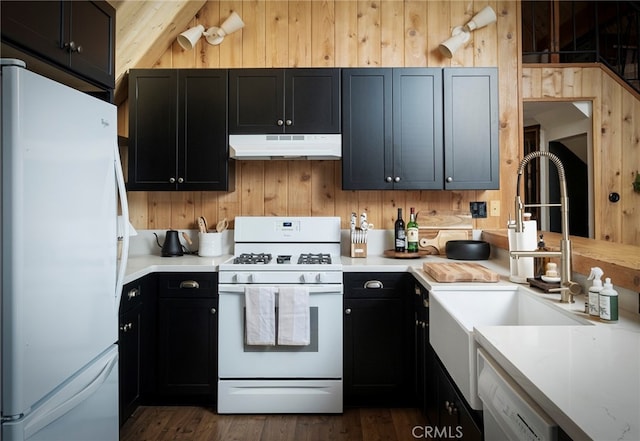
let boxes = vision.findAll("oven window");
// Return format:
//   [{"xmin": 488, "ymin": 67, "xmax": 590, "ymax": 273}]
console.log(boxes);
[{"xmin": 243, "ymin": 307, "xmax": 319, "ymax": 352}]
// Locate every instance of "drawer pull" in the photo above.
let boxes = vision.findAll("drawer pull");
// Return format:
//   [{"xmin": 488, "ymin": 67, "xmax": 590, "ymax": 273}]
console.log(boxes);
[
  {"xmin": 363, "ymin": 280, "xmax": 383, "ymax": 289},
  {"xmin": 179, "ymin": 280, "xmax": 200, "ymax": 289}
]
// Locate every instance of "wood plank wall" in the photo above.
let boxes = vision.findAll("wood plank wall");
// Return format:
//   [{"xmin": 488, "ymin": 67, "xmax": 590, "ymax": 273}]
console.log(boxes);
[
  {"xmin": 117, "ymin": 0, "xmax": 638, "ymax": 247},
  {"xmin": 522, "ymin": 65, "xmax": 640, "ymax": 246}
]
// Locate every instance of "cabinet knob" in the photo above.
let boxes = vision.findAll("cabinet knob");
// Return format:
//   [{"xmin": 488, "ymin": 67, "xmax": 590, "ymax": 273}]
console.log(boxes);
[
  {"xmin": 385, "ymin": 176, "xmax": 393, "ymax": 182},
  {"xmin": 345, "ymin": 308, "xmax": 352, "ymax": 315},
  {"xmin": 64, "ymin": 41, "xmax": 82, "ymax": 53},
  {"xmin": 178, "ymin": 177, "xmax": 184, "ymax": 183},
  {"xmin": 446, "ymin": 176, "xmax": 453, "ymax": 183},
  {"xmin": 394, "ymin": 176, "xmax": 401, "ymax": 183},
  {"xmin": 210, "ymin": 307, "xmax": 217, "ymax": 315},
  {"xmin": 127, "ymin": 288, "xmax": 139, "ymax": 299},
  {"xmin": 285, "ymin": 119, "xmax": 292, "ymax": 126},
  {"xmin": 445, "ymin": 400, "xmax": 458, "ymax": 415},
  {"xmin": 119, "ymin": 322, "xmax": 133, "ymax": 332},
  {"xmin": 169, "ymin": 177, "xmax": 176, "ymax": 183},
  {"xmin": 277, "ymin": 119, "xmax": 284, "ymax": 126}
]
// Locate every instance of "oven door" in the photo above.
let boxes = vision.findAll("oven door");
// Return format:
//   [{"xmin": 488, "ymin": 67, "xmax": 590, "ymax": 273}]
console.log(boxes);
[{"xmin": 218, "ymin": 284, "xmax": 343, "ymax": 379}]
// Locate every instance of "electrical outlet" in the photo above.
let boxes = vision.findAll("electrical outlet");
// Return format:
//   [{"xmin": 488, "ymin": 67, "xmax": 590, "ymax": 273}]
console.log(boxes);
[
  {"xmin": 490, "ymin": 200, "xmax": 500, "ymax": 217},
  {"xmin": 470, "ymin": 201, "xmax": 487, "ymax": 218}
]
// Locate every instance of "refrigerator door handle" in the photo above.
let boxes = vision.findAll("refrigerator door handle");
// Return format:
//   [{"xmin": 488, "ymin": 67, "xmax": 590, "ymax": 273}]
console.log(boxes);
[
  {"xmin": 23, "ymin": 347, "xmax": 118, "ymax": 439},
  {"xmin": 114, "ymin": 142, "xmax": 129, "ymax": 308}
]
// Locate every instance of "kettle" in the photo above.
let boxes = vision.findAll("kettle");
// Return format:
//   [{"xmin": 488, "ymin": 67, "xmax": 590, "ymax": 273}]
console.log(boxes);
[{"xmin": 154, "ymin": 230, "xmax": 184, "ymax": 257}]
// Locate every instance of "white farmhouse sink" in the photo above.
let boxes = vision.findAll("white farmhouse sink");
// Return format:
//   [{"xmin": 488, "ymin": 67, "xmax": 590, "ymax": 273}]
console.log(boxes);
[{"xmin": 430, "ymin": 287, "xmax": 591, "ymax": 410}]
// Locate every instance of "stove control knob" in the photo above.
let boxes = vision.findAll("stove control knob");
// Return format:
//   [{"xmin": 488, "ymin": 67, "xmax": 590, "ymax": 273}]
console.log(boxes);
[
  {"xmin": 302, "ymin": 272, "xmax": 319, "ymax": 283},
  {"xmin": 234, "ymin": 273, "xmax": 252, "ymax": 283}
]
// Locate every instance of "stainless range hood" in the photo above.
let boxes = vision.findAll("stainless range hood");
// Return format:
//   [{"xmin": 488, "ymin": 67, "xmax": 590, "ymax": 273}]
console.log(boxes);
[{"xmin": 229, "ymin": 134, "xmax": 342, "ymax": 160}]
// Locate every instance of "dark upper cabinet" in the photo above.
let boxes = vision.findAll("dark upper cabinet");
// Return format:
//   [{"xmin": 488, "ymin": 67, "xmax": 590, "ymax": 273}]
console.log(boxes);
[
  {"xmin": 342, "ymin": 68, "xmax": 443, "ymax": 190},
  {"xmin": 128, "ymin": 69, "xmax": 234, "ymax": 191},
  {"xmin": 443, "ymin": 67, "xmax": 499, "ymax": 190},
  {"xmin": 1, "ymin": 1, "xmax": 115, "ymax": 89},
  {"xmin": 342, "ymin": 67, "xmax": 498, "ymax": 190},
  {"xmin": 229, "ymin": 68, "xmax": 341, "ymax": 134}
]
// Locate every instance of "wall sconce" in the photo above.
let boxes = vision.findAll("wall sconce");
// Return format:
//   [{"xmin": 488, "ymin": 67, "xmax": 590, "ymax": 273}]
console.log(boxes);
[
  {"xmin": 177, "ymin": 11, "xmax": 245, "ymax": 50},
  {"xmin": 438, "ymin": 6, "xmax": 497, "ymax": 58}
]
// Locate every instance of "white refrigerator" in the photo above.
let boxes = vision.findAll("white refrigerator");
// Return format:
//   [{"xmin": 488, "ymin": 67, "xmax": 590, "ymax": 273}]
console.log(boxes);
[{"xmin": 1, "ymin": 59, "xmax": 129, "ymax": 440}]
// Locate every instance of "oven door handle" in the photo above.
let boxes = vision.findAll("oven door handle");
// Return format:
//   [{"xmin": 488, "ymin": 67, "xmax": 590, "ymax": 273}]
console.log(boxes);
[{"xmin": 218, "ymin": 284, "xmax": 342, "ymax": 294}]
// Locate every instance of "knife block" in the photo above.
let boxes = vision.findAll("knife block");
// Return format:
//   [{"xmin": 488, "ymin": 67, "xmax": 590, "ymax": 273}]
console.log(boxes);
[{"xmin": 350, "ymin": 242, "xmax": 367, "ymax": 258}]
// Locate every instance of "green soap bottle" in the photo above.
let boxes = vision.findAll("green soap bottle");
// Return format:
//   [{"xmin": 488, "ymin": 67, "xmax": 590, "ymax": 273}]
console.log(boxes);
[{"xmin": 599, "ymin": 277, "xmax": 618, "ymax": 322}]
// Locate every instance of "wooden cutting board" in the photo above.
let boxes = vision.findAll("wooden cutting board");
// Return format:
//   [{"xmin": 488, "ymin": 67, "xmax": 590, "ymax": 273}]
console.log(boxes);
[{"xmin": 422, "ymin": 262, "xmax": 500, "ymax": 283}]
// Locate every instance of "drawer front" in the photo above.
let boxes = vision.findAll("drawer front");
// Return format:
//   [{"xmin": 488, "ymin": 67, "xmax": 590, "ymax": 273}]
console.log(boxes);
[
  {"xmin": 158, "ymin": 273, "xmax": 218, "ymax": 298},
  {"xmin": 344, "ymin": 272, "xmax": 410, "ymax": 299}
]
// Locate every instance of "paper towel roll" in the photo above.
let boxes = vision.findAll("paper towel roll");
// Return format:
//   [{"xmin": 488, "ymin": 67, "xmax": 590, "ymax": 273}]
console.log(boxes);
[{"xmin": 508, "ymin": 219, "xmax": 537, "ymax": 283}]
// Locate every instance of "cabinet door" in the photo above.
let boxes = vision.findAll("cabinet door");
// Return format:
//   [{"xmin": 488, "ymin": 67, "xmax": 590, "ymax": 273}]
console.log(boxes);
[
  {"xmin": 393, "ymin": 69, "xmax": 443, "ymax": 189},
  {"xmin": 1, "ymin": 1, "xmax": 65, "ymax": 66},
  {"xmin": 67, "ymin": 1, "xmax": 115, "ymax": 88},
  {"xmin": 342, "ymin": 69, "xmax": 392, "ymax": 190},
  {"xmin": 157, "ymin": 297, "xmax": 218, "ymax": 400},
  {"xmin": 443, "ymin": 67, "xmax": 499, "ymax": 190},
  {"xmin": 344, "ymin": 297, "xmax": 409, "ymax": 406},
  {"xmin": 229, "ymin": 69, "xmax": 284, "ymax": 133},
  {"xmin": 128, "ymin": 69, "xmax": 178, "ymax": 190},
  {"xmin": 178, "ymin": 70, "xmax": 231, "ymax": 191},
  {"xmin": 119, "ymin": 303, "xmax": 142, "ymax": 426},
  {"xmin": 285, "ymin": 69, "xmax": 340, "ymax": 133},
  {"xmin": 343, "ymin": 273, "xmax": 414, "ymax": 406}
]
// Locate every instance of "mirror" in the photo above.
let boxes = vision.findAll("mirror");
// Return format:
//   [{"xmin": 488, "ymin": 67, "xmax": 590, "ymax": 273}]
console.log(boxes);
[{"xmin": 523, "ymin": 101, "xmax": 593, "ymax": 238}]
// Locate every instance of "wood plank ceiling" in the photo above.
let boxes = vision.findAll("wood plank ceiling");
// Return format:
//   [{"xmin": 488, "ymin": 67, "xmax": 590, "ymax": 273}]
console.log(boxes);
[{"xmin": 108, "ymin": 0, "xmax": 206, "ymax": 102}]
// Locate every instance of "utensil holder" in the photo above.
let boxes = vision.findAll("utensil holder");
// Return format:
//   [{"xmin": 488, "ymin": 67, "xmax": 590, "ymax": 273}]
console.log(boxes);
[{"xmin": 199, "ymin": 232, "xmax": 222, "ymax": 257}]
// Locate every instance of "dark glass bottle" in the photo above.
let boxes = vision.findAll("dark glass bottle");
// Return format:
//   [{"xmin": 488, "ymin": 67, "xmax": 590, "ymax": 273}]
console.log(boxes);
[{"xmin": 394, "ymin": 208, "xmax": 406, "ymax": 252}]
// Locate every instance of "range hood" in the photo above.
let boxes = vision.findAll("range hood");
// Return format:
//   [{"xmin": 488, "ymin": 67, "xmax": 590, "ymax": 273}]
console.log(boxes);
[{"xmin": 229, "ymin": 134, "xmax": 342, "ymax": 160}]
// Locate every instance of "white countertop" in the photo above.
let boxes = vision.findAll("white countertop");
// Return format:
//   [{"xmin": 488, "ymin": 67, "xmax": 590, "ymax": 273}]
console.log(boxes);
[
  {"xmin": 123, "ymin": 247, "xmax": 640, "ymax": 439},
  {"xmin": 475, "ymin": 325, "xmax": 640, "ymax": 441}
]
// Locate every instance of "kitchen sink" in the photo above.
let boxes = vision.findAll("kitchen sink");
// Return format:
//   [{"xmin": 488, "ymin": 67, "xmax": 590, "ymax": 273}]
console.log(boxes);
[{"xmin": 429, "ymin": 286, "xmax": 591, "ymax": 410}]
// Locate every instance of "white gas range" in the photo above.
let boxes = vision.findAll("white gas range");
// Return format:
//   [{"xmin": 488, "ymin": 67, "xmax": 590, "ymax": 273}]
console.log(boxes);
[{"xmin": 217, "ymin": 216, "xmax": 343, "ymax": 414}]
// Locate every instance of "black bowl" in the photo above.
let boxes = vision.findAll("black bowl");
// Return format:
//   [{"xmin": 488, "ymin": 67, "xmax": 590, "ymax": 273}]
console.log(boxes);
[{"xmin": 445, "ymin": 240, "xmax": 490, "ymax": 260}]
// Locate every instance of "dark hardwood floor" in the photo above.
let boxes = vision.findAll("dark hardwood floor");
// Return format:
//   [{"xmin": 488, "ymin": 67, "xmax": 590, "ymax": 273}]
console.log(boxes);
[{"xmin": 120, "ymin": 406, "xmax": 425, "ymax": 441}]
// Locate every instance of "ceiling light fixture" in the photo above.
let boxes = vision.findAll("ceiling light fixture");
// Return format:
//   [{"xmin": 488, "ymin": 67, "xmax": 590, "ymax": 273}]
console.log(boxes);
[
  {"xmin": 177, "ymin": 11, "xmax": 245, "ymax": 50},
  {"xmin": 438, "ymin": 6, "xmax": 497, "ymax": 58}
]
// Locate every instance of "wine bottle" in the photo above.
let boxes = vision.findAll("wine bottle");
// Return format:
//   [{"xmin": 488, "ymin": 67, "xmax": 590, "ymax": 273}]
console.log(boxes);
[
  {"xmin": 394, "ymin": 208, "xmax": 406, "ymax": 252},
  {"xmin": 407, "ymin": 207, "xmax": 419, "ymax": 252}
]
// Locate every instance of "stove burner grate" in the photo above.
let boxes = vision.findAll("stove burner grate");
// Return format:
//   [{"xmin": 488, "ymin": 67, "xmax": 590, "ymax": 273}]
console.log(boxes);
[
  {"xmin": 298, "ymin": 253, "xmax": 332, "ymax": 265},
  {"xmin": 233, "ymin": 253, "xmax": 272, "ymax": 264}
]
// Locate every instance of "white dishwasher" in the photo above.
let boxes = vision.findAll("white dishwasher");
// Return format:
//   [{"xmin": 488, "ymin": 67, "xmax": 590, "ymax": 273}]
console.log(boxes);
[{"xmin": 477, "ymin": 348, "xmax": 558, "ymax": 441}]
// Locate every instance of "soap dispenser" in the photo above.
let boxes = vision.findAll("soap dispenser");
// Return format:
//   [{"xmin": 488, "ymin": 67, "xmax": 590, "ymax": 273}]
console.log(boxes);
[
  {"xmin": 599, "ymin": 278, "xmax": 619, "ymax": 322},
  {"xmin": 586, "ymin": 267, "xmax": 604, "ymax": 317}
]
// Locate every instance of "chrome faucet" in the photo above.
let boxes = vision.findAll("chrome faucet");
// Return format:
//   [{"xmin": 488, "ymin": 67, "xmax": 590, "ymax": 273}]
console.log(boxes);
[{"xmin": 509, "ymin": 151, "xmax": 581, "ymax": 303}]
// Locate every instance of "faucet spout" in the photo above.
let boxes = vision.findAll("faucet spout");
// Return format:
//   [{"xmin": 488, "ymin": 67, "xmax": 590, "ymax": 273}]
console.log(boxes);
[{"xmin": 511, "ymin": 151, "xmax": 580, "ymax": 302}]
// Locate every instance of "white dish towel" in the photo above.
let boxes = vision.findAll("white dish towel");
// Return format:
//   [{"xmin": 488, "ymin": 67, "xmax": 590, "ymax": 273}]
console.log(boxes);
[
  {"xmin": 245, "ymin": 286, "xmax": 276, "ymax": 345},
  {"xmin": 277, "ymin": 286, "xmax": 310, "ymax": 346}
]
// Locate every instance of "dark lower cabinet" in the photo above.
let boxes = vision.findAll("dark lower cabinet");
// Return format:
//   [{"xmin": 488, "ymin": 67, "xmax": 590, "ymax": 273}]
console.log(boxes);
[
  {"xmin": 119, "ymin": 274, "xmax": 155, "ymax": 426},
  {"xmin": 426, "ymin": 351, "xmax": 483, "ymax": 441},
  {"xmin": 156, "ymin": 273, "xmax": 218, "ymax": 404},
  {"xmin": 343, "ymin": 273, "xmax": 414, "ymax": 407}
]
